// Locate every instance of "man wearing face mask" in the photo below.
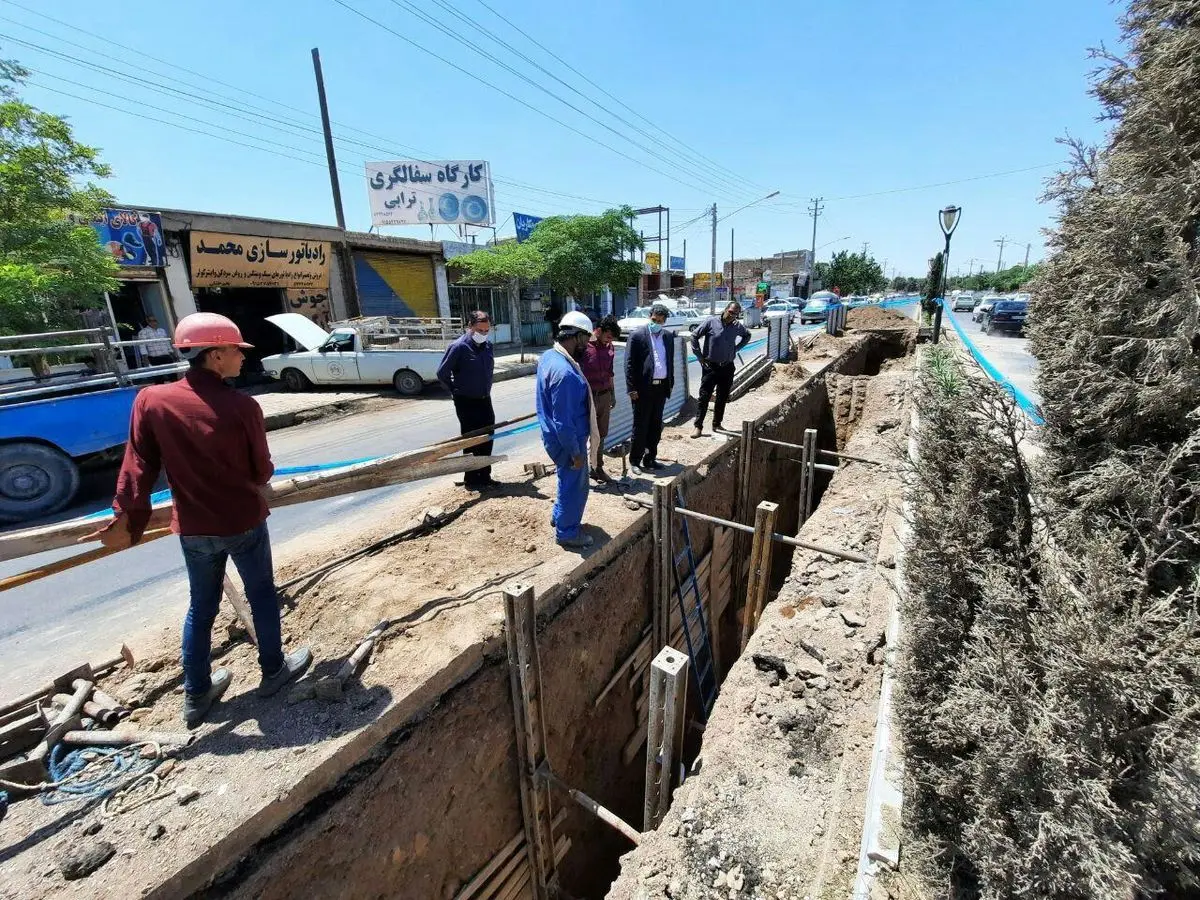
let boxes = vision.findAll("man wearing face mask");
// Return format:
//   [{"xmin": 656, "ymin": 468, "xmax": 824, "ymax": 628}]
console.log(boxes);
[
  {"xmin": 625, "ymin": 304, "xmax": 675, "ymax": 476},
  {"xmin": 437, "ymin": 310, "xmax": 499, "ymax": 490},
  {"xmin": 535, "ymin": 310, "xmax": 599, "ymax": 549},
  {"xmin": 690, "ymin": 301, "xmax": 751, "ymax": 437}
]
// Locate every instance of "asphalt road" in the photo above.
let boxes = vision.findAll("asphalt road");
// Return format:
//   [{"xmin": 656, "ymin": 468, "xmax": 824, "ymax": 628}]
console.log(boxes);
[
  {"xmin": 0, "ymin": 327, "xmax": 774, "ymax": 692},
  {"xmin": 946, "ymin": 306, "xmax": 1040, "ymax": 405}
]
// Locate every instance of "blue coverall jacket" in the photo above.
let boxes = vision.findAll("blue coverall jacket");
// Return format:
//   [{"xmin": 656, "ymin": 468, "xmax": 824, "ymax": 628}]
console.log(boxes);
[{"xmin": 536, "ymin": 350, "xmax": 591, "ymax": 541}]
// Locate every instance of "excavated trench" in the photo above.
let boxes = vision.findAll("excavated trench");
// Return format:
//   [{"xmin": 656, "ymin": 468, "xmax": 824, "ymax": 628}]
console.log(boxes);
[{"xmin": 190, "ymin": 330, "xmax": 914, "ymax": 900}]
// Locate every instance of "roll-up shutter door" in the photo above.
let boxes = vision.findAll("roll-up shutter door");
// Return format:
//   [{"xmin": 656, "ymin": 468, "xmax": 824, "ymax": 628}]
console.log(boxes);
[{"xmin": 353, "ymin": 252, "xmax": 437, "ymax": 318}]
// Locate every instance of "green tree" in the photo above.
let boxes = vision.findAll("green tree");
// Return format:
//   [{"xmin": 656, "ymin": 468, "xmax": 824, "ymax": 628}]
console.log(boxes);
[
  {"xmin": 920, "ymin": 251, "xmax": 943, "ymax": 318},
  {"xmin": 449, "ymin": 206, "xmax": 644, "ymax": 300},
  {"xmin": 0, "ymin": 60, "xmax": 118, "ymax": 335},
  {"xmin": 818, "ymin": 249, "xmax": 886, "ymax": 295}
]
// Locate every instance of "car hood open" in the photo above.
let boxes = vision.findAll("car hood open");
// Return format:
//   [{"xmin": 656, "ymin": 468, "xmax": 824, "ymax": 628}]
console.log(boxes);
[{"xmin": 265, "ymin": 313, "xmax": 332, "ymax": 351}]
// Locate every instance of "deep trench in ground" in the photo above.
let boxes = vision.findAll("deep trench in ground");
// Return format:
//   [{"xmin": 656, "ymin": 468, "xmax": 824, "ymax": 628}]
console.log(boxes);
[{"xmin": 172, "ymin": 332, "xmax": 916, "ymax": 900}]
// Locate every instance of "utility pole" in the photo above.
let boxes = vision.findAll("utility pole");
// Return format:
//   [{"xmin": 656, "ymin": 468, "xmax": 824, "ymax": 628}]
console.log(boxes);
[
  {"xmin": 861, "ymin": 242, "xmax": 869, "ymax": 257},
  {"xmin": 709, "ymin": 203, "xmax": 718, "ymax": 314},
  {"xmin": 1022, "ymin": 243, "xmax": 1031, "ymax": 267},
  {"xmin": 995, "ymin": 236, "xmax": 1008, "ymax": 272},
  {"xmin": 730, "ymin": 228, "xmax": 735, "ymax": 307},
  {"xmin": 806, "ymin": 197, "xmax": 823, "ymax": 298},
  {"xmin": 312, "ymin": 47, "xmax": 359, "ymax": 316}
]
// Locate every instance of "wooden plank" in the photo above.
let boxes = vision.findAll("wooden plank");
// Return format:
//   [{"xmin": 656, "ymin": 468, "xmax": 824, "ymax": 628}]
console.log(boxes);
[
  {"xmin": 0, "ymin": 452, "xmax": 504, "ymax": 563},
  {"xmin": 739, "ymin": 502, "xmax": 780, "ymax": 651},
  {"xmin": 645, "ymin": 647, "xmax": 689, "ymax": 829},
  {"xmin": 455, "ymin": 826, "xmax": 525, "ymax": 900},
  {"xmin": 0, "ymin": 526, "xmax": 172, "ymax": 593}
]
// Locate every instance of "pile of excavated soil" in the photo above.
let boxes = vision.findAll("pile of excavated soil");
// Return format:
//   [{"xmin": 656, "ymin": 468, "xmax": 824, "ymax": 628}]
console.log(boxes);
[
  {"xmin": 0, "ymin": 352, "xmax": 853, "ymax": 900},
  {"xmin": 846, "ymin": 305, "xmax": 915, "ymax": 330},
  {"xmin": 608, "ymin": 365, "xmax": 912, "ymax": 900}
]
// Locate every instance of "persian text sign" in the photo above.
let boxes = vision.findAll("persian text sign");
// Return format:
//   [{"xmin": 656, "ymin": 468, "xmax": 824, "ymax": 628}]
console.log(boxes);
[
  {"xmin": 513, "ymin": 212, "xmax": 543, "ymax": 242},
  {"xmin": 92, "ymin": 208, "xmax": 166, "ymax": 267},
  {"xmin": 669, "ymin": 255, "xmax": 685, "ymax": 272},
  {"xmin": 190, "ymin": 232, "xmax": 330, "ymax": 289},
  {"xmin": 366, "ymin": 160, "xmax": 495, "ymax": 227}
]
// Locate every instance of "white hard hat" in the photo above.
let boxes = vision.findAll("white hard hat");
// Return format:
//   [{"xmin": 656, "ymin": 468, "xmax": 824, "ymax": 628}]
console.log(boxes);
[{"xmin": 557, "ymin": 310, "xmax": 593, "ymax": 335}]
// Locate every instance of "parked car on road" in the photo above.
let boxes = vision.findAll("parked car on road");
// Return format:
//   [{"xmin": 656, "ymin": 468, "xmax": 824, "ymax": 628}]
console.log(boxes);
[
  {"xmin": 263, "ymin": 313, "xmax": 444, "ymax": 395},
  {"xmin": 980, "ymin": 299, "xmax": 1029, "ymax": 336},
  {"xmin": 763, "ymin": 298, "xmax": 801, "ymax": 316},
  {"xmin": 800, "ymin": 292, "xmax": 842, "ymax": 324},
  {"xmin": 951, "ymin": 291, "xmax": 978, "ymax": 312},
  {"xmin": 972, "ymin": 295, "xmax": 1002, "ymax": 322},
  {"xmin": 616, "ymin": 305, "xmax": 701, "ymax": 335}
]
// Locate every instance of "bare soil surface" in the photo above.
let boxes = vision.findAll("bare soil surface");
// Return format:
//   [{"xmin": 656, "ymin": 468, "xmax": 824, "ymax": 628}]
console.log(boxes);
[
  {"xmin": 846, "ymin": 306, "xmax": 917, "ymax": 330},
  {"xmin": 607, "ymin": 363, "xmax": 912, "ymax": 900},
  {"xmin": 0, "ymin": 341, "xmax": 864, "ymax": 900}
]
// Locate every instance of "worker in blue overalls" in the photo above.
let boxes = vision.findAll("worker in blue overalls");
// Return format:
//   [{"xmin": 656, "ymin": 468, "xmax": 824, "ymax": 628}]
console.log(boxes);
[{"xmin": 535, "ymin": 310, "xmax": 599, "ymax": 550}]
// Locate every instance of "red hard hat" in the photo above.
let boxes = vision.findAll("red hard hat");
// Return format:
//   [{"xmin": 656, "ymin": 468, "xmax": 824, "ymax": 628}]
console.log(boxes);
[{"xmin": 173, "ymin": 312, "xmax": 253, "ymax": 350}]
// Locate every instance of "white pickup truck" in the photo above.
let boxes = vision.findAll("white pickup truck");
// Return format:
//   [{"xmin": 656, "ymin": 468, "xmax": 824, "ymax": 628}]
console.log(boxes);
[{"xmin": 262, "ymin": 313, "xmax": 444, "ymax": 395}]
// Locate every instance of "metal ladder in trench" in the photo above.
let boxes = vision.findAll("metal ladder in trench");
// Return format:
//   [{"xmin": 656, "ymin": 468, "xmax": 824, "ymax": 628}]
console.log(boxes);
[{"xmin": 669, "ymin": 486, "xmax": 718, "ymax": 722}]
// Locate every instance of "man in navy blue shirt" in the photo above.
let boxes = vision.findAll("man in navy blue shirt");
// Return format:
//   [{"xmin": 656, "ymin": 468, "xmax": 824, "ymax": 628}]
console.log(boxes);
[
  {"xmin": 690, "ymin": 301, "xmax": 751, "ymax": 437},
  {"xmin": 437, "ymin": 311, "xmax": 499, "ymax": 490}
]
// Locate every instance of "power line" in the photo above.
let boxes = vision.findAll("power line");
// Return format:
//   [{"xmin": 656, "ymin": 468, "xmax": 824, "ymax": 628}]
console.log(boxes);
[
  {"xmin": 469, "ymin": 0, "xmax": 771, "ymax": 195},
  {"xmin": 377, "ymin": 0, "xmax": 748, "ymax": 203},
  {"xmin": 330, "ymin": 0, "xmax": 737, "ymax": 203},
  {"xmin": 0, "ymin": 2, "xmax": 626, "ymax": 212},
  {"xmin": 423, "ymin": 0, "xmax": 762, "ymax": 197},
  {"xmin": 773, "ymin": 163, "xmax": 1058, "ymax": 207}
]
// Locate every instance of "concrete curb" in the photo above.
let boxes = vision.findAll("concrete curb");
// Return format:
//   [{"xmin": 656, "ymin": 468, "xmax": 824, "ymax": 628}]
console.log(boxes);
[{"xmin": 260, "ymin": 361, "xmax": 540, "ymax": 433}]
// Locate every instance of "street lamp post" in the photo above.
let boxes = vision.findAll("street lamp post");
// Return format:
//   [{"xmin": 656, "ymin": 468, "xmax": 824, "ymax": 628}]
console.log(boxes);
[{"xmin": 931, "ymin": 205, "xmax": 961, "ymax": 345}]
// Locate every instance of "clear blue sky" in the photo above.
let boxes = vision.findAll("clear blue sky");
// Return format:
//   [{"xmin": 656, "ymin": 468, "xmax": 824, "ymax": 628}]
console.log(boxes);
[{"xmin": 1, "ymin": 0, "xmax": 1120, "ymax": 277}]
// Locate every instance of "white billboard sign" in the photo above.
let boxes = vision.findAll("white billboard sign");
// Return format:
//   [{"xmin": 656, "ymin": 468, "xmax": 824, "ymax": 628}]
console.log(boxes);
[{"xmin": 366, "ymin": 160, "xmax": 495, "ymax": 227}]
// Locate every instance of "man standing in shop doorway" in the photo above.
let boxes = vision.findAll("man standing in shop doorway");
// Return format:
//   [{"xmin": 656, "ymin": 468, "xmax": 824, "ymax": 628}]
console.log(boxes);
[
  {"xmin": 625, "ymin": 303, "xmax": 675, "ymax": 476},
  {"xmin": 138, "ymin": 315, "xmax": 175, "ymax": 367},
  {"xmin": 690, "ymin": 301, "xmax": 750, "ymax": 437},
  {"xmin": 437, "ymin": 311, "xmax": 500, "ymax": 491}
]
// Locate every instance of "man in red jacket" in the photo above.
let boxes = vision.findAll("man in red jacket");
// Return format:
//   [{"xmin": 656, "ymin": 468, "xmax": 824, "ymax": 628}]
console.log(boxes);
[{"xmin": 96, "ymin": 313, "xmax": 311, "ymax": 726}]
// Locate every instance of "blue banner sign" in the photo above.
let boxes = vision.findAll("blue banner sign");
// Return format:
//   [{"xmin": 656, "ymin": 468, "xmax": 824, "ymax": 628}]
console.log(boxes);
[
  {"xmin": 513, "ymin": 212, "xmax": 543, "ymax": 243},
  {"xmin": 669, "ymin": 255, "xmax": 685, "ymax": 271},
  {"xmin": 92, "ymin": 208, "xmax": 166, "ymax": 267}
]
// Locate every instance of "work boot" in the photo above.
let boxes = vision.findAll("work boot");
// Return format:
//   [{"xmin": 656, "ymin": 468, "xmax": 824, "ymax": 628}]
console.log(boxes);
[
  {"xmin": 182, "ymin": 667, "xmax": 231, "ymax": 728},
  {"xmin": 557, "ymin": 533, "xmax": 594, "ymax": 550},
  {"xmin": 691, "ymin": 425, "xmax": 704, "ymax": 439},
  {"xmin": 712, "ymin": 421, "xmax": 725, "ymax": 432},
  {"xmin": 643, "ymin": 459, "xmax": 664, "ymax": 470},
  {"xmin": 257, "ymin": 648, "xmax": 313, "ymax": 698}
]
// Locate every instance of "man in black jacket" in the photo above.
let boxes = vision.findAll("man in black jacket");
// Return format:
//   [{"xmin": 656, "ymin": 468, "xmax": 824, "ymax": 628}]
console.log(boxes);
[{"xmin": 625, "ymin": 304, "xmax": 675, "ymax": 475}]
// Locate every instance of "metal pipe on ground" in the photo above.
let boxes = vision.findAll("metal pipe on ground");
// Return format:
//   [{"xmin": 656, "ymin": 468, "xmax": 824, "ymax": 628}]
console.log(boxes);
[
  {"xmin": 537, "ymin": 765, "xmax": 641, "ymax": 846},
  {"xmin": 622, "ymin": 495, "xmax": 870, "ymax": 564}
]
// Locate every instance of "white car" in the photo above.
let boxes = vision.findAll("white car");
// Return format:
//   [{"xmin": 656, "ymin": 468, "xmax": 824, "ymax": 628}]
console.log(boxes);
[
  {"xmin": 763, "ymin": 298, "xmax": 801, "ymax": 315},
  {"xmin": 262, "ymin": 313, "xmax": 445, "ymax": 395},
  {"xmin": 617, "ymin": 306, "xmax": 703, "ymax": 334}
]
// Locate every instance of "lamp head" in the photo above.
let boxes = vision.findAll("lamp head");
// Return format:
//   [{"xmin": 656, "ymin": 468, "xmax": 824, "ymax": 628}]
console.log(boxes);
[{"xmin": 939, "ymin": 205, "xmax": 962, "ymax": 238}]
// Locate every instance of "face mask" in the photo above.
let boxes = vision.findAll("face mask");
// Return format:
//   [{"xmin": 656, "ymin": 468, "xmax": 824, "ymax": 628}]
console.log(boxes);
[
  {"xmin": 471, "ymin": 331, "xmax": 489, "ymax": 345},
  {"xmin": 648, "ymin": 322, "xmax": 663, "ymax": 334}
]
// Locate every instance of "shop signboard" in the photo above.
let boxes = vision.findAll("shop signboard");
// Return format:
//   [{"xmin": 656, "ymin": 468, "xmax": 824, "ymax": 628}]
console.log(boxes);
[
  {"xmin": 189, "ymin": 232, "xmax": 330, "ymax": 289},
  {"xmin": 513, "ymin": 212, "xmax": 543, "ymax": 242},
  {"xmin": 366, "ymin": 160, "xmax": 495, "ymax": 227},
  {"xmin": 285, "ymin": 289, "xmax": 332, "ymax": 329},
  {"xmin": 693, "ymin": 272, "xmax": 725, "ymax": 289},
  {"xmin": 92, "ymin": 208, "xmax": 166, "ymax": 267},
  {"xmin": 669, "ymin": 255, "xmax": 685, "ymax": 272},
  {"xmin": 645, "ymin": 252, "xmax": 661, "ymax": 273}
]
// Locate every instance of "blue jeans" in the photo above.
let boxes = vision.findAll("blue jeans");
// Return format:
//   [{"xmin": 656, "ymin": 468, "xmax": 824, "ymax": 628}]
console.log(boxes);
[
  {"xmin": 179, "ymin": 523, "xmax": 285, "ymax": 696},
  {"xmin": 547, "ymin": 449, "xmax": 589, "ymax": 541}
]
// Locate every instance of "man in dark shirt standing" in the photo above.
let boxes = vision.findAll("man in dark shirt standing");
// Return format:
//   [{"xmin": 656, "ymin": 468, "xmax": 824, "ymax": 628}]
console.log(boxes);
[
  {"xmin": 95, "ymin": 313, "xmax": 311, "ymax": 727},
  {"xmin": 580, "ymin": 315, "xmax": 620, "ymax": 483},
  {"xmin": 690, "ymin": 301, "xmax": 751, "ymax": 437},
  {"xmin": 437, "ymin": 311, "xmax": 499, "ymax": 490}
]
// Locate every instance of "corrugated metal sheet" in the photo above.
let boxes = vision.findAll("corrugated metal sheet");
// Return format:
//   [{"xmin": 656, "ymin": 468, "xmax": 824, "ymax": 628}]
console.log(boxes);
[
  {"xmin": 604, "ymin": 339, "xmax": 688, "ymax": 449},
  {"xmin": 766, "ymin": 315, "xmax": 789, "ymax": 361},
  {"xmin": 354, "ymin": 251, "xmax": 437, "ymax": 318}
]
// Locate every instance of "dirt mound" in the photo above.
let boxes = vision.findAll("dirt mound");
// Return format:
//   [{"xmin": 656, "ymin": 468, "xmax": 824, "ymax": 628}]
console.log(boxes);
[{"xmin": 846, "ymin": 305, "xmax": 914, "ymax": 330}]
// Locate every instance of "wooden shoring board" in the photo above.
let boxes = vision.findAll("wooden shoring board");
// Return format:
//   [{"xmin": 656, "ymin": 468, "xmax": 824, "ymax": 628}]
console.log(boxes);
[
  {"xmin": 642, "ymin": 646, "xmax": 689, "ymax": 830},
  {"xmin": 455, "ymin": 811, "xmax": 567, "ymax": 900},
  {"xmin": 739, "ymin": 501, "xmax": 781, "ymax": 651},
  {"xmin": 502, "ymin": 583, "xmax": 557, "ymax": 900}
]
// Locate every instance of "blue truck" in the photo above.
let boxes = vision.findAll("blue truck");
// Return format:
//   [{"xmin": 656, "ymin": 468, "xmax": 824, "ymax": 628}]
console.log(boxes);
[{"xmin": 0, "ymin": 387, "xmax": 140, "ymax": 523}]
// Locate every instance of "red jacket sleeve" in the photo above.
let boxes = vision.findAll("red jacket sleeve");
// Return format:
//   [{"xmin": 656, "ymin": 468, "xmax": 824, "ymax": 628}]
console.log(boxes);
[
  {"xmin": 112, "ymin": 391, "xmax": 162, "ymax": 543},
  {"xmin": 244, "ymin": 400, "xmax": 275, "ymax": 485}
]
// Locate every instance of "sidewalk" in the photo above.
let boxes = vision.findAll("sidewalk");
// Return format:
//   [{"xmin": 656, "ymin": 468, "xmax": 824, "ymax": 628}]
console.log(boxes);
[{"xmin": 253, "ymin": 347, "xmax": 542, "ymax": 431}]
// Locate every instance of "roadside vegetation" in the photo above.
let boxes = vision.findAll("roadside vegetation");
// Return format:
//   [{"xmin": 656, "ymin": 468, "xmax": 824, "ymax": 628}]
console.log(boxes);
[{"xmin": 899, "ymin": 2, "xmax": 1200, "ymax": 897}]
